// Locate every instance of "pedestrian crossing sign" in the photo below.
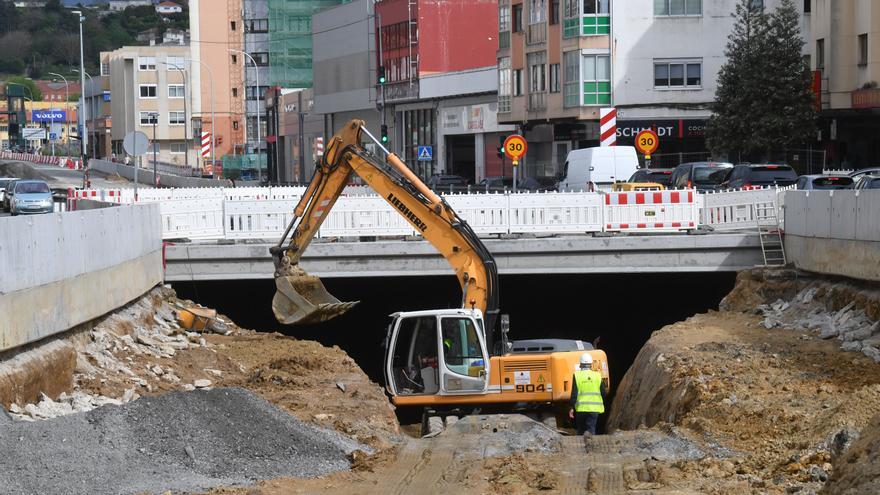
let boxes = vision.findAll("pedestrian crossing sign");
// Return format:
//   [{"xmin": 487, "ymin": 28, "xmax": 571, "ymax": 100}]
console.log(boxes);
[{"xmin": 417, "ymin": 145, "xmax": 433, "ymax": 161}]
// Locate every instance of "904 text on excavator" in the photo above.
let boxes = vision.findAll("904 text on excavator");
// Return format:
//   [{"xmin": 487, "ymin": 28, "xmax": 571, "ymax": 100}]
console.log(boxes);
[{"xmin": 269, "ymin": 119, "xmax": 610, "ymax": 429}]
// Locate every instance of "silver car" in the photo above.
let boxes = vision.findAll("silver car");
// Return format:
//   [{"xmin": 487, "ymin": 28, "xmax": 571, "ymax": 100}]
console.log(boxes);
[
  {"xmin": 8, "ymin": 180, "xmax": 54, "ymax": 215},
  {"xmin": 0, "ymin": 177, "xmax": 15, "ymax": 212}
]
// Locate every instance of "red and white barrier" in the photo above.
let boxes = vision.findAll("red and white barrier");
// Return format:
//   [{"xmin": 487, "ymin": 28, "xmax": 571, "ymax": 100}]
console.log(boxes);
[
  {"xmin": 1, "ymin": 151, "xmax": 67, "ymax": 167},
  {"xmin": 603, "ymin": 190, "xmax": 698, "ymax": 232}
]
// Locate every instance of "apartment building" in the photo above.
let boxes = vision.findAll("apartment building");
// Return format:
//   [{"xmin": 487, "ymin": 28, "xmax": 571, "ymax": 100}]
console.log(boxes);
[
  {"xmin": 812, "ymin": 0, "xmax": 880, "ymax": 167},
  {"xmin": 84, "ymin": 55, "xmax": 113, "ymax": 158},
  {"xmin": 105, "ymin": 45, "xmax": 199, "ymax": 166},
  {"xmin": 498, "ymin": 0, "xmax": 810, "ymax": 176},
  {"xmin": 244, "ymin": 0, "xmax": 270, "ymax": 154}
]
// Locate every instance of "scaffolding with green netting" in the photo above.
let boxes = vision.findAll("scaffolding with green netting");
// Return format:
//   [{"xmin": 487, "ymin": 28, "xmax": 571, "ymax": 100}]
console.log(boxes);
[
  {"xmin": 268, "ymin": 0, "xmax": 347, "ymax": 88},
  {"xmin": 221, "ymin": 154, "xmax": 268, "ymax": 180}
]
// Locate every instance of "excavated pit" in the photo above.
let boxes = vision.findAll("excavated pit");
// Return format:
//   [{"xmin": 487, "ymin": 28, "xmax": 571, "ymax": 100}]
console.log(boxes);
[{"xmin": 174, "ymin": 272, "xmax": 736, "ymax": 428}]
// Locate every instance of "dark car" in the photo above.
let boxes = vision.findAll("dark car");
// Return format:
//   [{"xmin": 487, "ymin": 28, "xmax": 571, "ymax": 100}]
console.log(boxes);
[
  {"xmin": 724, "ymin": 164, "xmax": 798, "ymax": 189},
  {"xmin": 427, "ymin": 174, "xmax": 469, "ymax": 191},
  {"xmin": 628, "ymin": 168, "xmax": 674, "ymax": 187},
  {"xmin": 850, "ymin": 168, "xmax": 880, "ymax": 181},
  {"xmin": 795, "ymin": 175, "xmax": 854, "ymax": 190},
  {"xmin": 855, "ymin": 174, "xmax": 880, "ymax": 190},
  {"xmin": 670, "ymin": 162, "xmax": 734, "ymax": 191},
  {"xmin": 478, "ymin": 176, "xmax": 513, "ymax": 190}
]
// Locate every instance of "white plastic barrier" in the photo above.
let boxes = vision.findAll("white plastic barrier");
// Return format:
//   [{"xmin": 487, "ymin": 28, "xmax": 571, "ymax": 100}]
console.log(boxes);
[
  {"xmin": 700, "ymin": 187, "xmax": 780, "ymax": 231},
  {"xmin": 160, "ymin": 198, "xmax": 225, "ymax": 239},
  {"xmin": 444, "ymin": 193, "xmax": 510, "ymax": 235},
  {"xmin": 321, "ymin": 195, "xmax": 417, "ymax": 237},
  {"xmin": 603, "ymin": 190, "xmax": 698, "ymax": 232},
  {"xmin": 508, "ymin": 192, "xmax": 604, "ymax": 234},
  {"xmin": 224, "ymin": 199, "xmax": 296, "ymax": 239}
]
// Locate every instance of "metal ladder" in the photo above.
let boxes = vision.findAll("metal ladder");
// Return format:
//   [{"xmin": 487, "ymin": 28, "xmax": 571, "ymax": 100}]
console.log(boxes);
[{"xmin": 754, "ymin": 202, "xmax": 786, "ymax": 266}]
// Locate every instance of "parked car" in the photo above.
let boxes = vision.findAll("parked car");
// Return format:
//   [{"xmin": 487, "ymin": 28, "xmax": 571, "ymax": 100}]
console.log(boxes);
[
  {"xmin": 0, "ymin": 177, "xmax": 16, "ymax": 212},
  {"xmin": 8, "ymin": 180, "xmax": 54, "ymax": 215},
  {"xmin": 557, "ymin": 146, "xmax": 639, "ymax": 192},
  {"xmin": 723, "ymin": 164, "xmax": 798, "ymax": 189},
  {"xmin": 669, "ymin": 161, "xmax": 734, "ymax": 191},
  {"xmin": 427, "ymin": 174, "xmax": 469, "ymax": 191},
  {"xmin": 478, "ymin": 176, "xmax": 513, "ymax": 190},
  {"xmin": 854, "ymin": 174, "xmax": 880, "ymax": 190},
  {"xmin": 850, "ymin": 167, "xmax": 880, "ymax": 181},
  {"xmin": 795, "ymin": 174, "xmax": 855, "ymax": 190},
  {"xmin": 628, "ymin": 168, "xmax": 674, "ymax": 187}
]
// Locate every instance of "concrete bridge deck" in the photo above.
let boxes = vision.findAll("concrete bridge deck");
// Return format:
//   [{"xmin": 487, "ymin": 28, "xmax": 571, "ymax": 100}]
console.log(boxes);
[{"xmin": 163, "ymin": 232, "xmax": 764, "ymax": 281}]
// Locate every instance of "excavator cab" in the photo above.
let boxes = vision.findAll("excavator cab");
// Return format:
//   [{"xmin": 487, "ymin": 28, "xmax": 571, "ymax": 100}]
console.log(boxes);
[{"xmin": 385, "ymin": 309, "xmax": 490, "ymax": 398}]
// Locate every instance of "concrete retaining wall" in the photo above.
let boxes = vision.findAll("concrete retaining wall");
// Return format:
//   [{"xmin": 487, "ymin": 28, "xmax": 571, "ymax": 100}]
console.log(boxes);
[
  {"xmin": 89, "ymin": 159, "xmax": 259, "ymax": 189},
  {"xmin": 784, "ymin": 190, "xmax": 880, "ymax": 282},
  {"xmin": 0, "ymin": 204, "xmax": 164, "ymax": 351}
]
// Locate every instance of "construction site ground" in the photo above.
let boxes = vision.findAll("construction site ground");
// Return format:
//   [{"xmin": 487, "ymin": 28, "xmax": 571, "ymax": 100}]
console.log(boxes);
[{"xmin": 5, "ymin": 270, "xmax": 880, "ymax": 494}]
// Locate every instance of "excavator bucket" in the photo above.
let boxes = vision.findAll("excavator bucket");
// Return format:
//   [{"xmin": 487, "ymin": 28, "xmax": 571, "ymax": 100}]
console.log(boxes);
[{"xmin": 272, "ymin": 274, "xmax": 359, "ymax": 325}]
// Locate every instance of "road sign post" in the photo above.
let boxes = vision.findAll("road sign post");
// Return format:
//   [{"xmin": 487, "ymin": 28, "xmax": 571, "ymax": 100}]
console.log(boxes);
[
  {"xmin": 503, "ymin": 134, "xmax": 527, "ymax": 191},
  {"xmin": 634, "ymin": 129, "xmax": 660, "ymax": 168},
  {"xmin": 123, "ymin": 130, "xmax": 150, "ymax": 201}
]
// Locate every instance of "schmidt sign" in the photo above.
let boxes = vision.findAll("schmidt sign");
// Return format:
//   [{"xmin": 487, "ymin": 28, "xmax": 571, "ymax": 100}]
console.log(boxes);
[{"xmin": 32, "ymin": 110, "xmax": 66, "ymax": 122}]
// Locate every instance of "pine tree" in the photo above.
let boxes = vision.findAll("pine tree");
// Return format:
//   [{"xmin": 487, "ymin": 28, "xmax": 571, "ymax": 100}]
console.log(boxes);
[{"xmin": 706, "ymin": 0, "xmax": 815, "ymax": 161}]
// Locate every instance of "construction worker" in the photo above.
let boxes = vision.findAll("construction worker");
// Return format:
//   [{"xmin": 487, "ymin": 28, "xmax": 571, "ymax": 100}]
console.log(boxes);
[{"xmin": 568, "ymin": 353, "xmax": 606, "ymax": 436}]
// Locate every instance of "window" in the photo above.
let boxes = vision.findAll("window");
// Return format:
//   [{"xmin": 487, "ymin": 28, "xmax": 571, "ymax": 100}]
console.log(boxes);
[
  {"xmin": 563, "ymin": 51, "xmax": 579, "ymax": 107},
  {"xmin": 582, "ymin": 54, "xmax": 610, "ymax": 105},
  {"xmin": 170, "ymin": 142, "xmax": 186, "ymax": 154},
  {"xmin": 250, "ymin": 52, "xmax": 269, "ymax": 66},
  {"xmin": 232, "ymin": 87, "xmax": 238, "ymax": 97},
  {"xmin": 859, "ymin": 34, "xmax": 868, "ymax": 66},
  {"xmin": 168, "ymin": 84, "xmax": 185, "ymax": 98},
  {"xmin": 654, "ymin": 0, "xmax": 701, "ymax": 16},
  {"xmin": 530, "ymin": 0, "xmax": 546, "ymax": 24},
  {"xmin": 246, "ymin": 85, "xmax": 269, "ymax": 100},
  {"xmin": 513, "ymin": 4, "xmax": 523, "ymax": 33},
  {"xmin": 549, "ymin": 63, "xmax": 560, "ymax": 92},
  {"xmin": 654, "ymin": 60, "xmax": 702, "ymax": 88},
  {"xmin": 233, "ymin": 120, "xmax": 239, "ymax": 130},
  {"xmin": 749, "ymin": 0, "xmax": 763, "ymax": 12},
  {"xmin": 100, "ymin": 61, "xmax": 110, "ymax": 76},
  {"xmin": 139, "ymin": 112, "xmax": 158, "ymax": 125},
  {"xmin": 513, "ymin": 69, "xmax": 523, "ymax": 96},
  {"xmin": 230, "ymin": 21, "xmax": 236, "ymax": 31},
  {"xmin": 441, "ymin": 318, "xmax": 483, "ymax": 373},
  {"xmin": 528, "ymin": 51, "xmax": 547, "ymax": 92},
  {"xmin": 804, "ymin": 0, "xmax": 810, "ymax": 13},
  {"xmin": 165, "ymin": 56, "xmax": 185, "ymax": 70},
  {"xmin": 816, "ymin": 39, "xmax": 825, "ymax": 69},
  {"xmin": 169, "ymin": 111, "xmax": 185, "ymax": 125},
  {"xmin": 550, "ymin": 0, "xmax": 559, "ymax": 24},
  {"xmin": 583, "ymin": 0, "xmax": 610, "ymax": 14},
  {"xmin": 499, "ymin": 3, "xmax": 511, "ymax": 48},
  {"xmin": 246, "ymin": 18, "xmax": 268, "ymax": 33},
  {"xmin": 499, "ymin": 57, "xmax": 511, "ymax": 112},
  {"xmin": 138, "ymin": 56, "xmax": 156, "ymax": 71},
  {"xmin": 231, "ymin": 54, "xmax": 237, "ymax": 65},
  {"xmin": 139, "ymin": 84, "xmax": 157, "ymax": 98}
]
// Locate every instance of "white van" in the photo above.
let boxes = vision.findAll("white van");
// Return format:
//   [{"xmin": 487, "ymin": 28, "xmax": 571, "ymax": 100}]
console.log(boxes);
[{"xmin": 557, "ymin": 146, "xmax": 639, "ymax": 192}]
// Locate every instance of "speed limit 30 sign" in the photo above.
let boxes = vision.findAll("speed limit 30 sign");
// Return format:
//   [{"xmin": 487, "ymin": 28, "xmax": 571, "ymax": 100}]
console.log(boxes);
[
  {"xmin": 503, "ymin": 134, "xmax": 528, "ymax": 165},
  {"xmin": 634, "ymin": 129, "xmax": 659, "ymax": 158}
]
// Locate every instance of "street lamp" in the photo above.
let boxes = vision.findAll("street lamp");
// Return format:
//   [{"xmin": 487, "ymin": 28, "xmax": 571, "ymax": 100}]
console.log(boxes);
[
  {"xmin": 228, "ymin": 48, "xmax": 262, "ymax": 182},
  {"xmin": 72, "ymin": 68, "xmax": 96, "ymax": 159},
  {"xmin": 73, "ymin": 10, "xmax": 87, "ymax": 164},
  {"xmin": 186, "ymin": 58, "xmax": 216, "ymax": 170},
  {"xmin": 158, "ymin": 61, "xmax": 190, "ymax": 171},
  {"xmin": 48, "ymin": 72, "xmax": 69, "ymax": 150}
]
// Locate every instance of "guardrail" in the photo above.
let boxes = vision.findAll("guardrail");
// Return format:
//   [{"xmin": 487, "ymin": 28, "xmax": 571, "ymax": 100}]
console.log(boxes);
[{"xmin": 64, "ymin": 185, "xmax": 793, "ymax": 240}]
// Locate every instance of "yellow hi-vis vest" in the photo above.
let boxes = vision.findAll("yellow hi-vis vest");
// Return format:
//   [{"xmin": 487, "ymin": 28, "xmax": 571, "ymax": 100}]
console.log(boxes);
[{"xmin": 574, "ymin": 369, "xmax": 604, "ymax": 413}]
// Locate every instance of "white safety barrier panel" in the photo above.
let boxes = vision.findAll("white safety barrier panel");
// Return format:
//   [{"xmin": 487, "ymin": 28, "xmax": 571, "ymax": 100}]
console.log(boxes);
[
  {"xmin": 508, "ymin": 192, "xmax": 604, "ymax": 234},
  {"xmin": 321, "ymin": 195, "xmax": 417, "ymax": 237},
  {"xmin": 160, "ymin": 198, "xmax": 225, "ymax": 239},
  {"xmin": 444, "ymin": 193, "xmax": 510, "ymax": 235},
  {"xmin": 225, "ymin": 199, "xmax": 296, "ymax": 239},
  {"xmin": 604, "ymin": 190, "xmax": 698, "ymax": 232},
  {"xmin": 700, "ymin": 187, "xmax": 781, "ymax": 231}
]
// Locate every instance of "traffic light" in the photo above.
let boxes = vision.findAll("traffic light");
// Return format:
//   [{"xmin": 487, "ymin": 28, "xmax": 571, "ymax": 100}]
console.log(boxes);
[
  {"xmin": 380, "ymin": 124, "xmax": 389, "ymax": 143},
  {"xmin": 497, "ymin": 135, "xmax": 505, "ymax": 158},
  {"xmin": 378, "ymin": 66, "xmax": 386, "ymax": 85}
]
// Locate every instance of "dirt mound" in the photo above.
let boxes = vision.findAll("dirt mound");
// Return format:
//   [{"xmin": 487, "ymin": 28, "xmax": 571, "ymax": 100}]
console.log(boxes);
[
  {"xmin": 0, "ymin": 161, "xmax": 52, "ymax": 181},
  {"xmin": 820, "ymin": 412, "xmax": 880, "ymax": 495}
]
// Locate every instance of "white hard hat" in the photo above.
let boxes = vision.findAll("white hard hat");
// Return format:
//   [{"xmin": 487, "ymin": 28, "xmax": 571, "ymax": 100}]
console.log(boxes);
[{"xmin": 579, "ymin": 353, "xmax": 593, "ymax": 366}]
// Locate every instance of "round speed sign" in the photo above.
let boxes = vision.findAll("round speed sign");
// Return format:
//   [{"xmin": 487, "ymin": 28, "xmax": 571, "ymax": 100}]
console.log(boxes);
[
  {"xmin": 503, "ymin": 134, "xmax": 528, "ymax": 164},
  {"xmin": 634, "ymin": 129, "xmax": 659, "ymax": 157}
]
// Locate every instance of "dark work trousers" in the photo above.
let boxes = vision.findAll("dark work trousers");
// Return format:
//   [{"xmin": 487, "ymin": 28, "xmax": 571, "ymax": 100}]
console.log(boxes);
[{"xmin": 575, "ymin": 412, "xmax": 599, "ymax": 435}]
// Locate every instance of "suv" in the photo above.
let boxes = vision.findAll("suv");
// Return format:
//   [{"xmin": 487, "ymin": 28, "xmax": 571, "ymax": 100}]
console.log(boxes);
[
  {"xmin": 670, "ymin": 162, "xmax": 734, "ymax": 191},
  {"xmin": 795, "ymin": 175, "xmax": 854, "ymax": 190},
  {"xmin": 724, "ymin": 164, "xmax": 798, "ymax": 189}
]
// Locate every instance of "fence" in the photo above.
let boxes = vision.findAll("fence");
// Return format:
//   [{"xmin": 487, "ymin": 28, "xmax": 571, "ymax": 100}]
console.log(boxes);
[
  {"xmin": 700, "ymin": 186, "xmax": 791, "ymax": 231},
  {"xmin": 0, "ymin": 151, "xmax": 81, "ymax": 169}
]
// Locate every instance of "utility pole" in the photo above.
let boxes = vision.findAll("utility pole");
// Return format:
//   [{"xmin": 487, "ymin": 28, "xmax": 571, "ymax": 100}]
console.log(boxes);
[
  {"xmin": 74, "ymin": 10, "xmax": 87, "ymax": 165},
  {"xmin": 151, "ymin": 112, "xmax": 158, "ymax": 186}
]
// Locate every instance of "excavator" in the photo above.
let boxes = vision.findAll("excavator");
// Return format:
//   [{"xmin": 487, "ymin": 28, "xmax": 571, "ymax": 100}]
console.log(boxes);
[{"xmin": 269, "ymin": 119, "xmax": 609, "ymax": 428}]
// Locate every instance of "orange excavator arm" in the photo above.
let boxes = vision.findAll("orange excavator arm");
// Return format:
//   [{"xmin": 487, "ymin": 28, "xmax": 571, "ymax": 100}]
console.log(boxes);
[{"xmin": 270, "ymin": 120, "xmax": 499, "ymax": 335}]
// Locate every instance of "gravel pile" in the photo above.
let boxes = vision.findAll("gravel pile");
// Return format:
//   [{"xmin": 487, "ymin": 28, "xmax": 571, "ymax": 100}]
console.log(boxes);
[{"xmin": 0, "ymin": 387, "xmax": 364, "ymax": 495}]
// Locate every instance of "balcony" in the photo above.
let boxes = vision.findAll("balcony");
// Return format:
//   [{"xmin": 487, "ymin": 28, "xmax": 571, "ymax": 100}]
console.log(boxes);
[
  {"xmin": 527, "ymin": 22, "xmax": 546, "ymax": 45},
  {"xmin": 851, "ymin": 88, "xmax": 880, "ymax": 109},
  {"xmin": 528, "ymin": 92, "xmax": 546, "ymax": 111}
]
